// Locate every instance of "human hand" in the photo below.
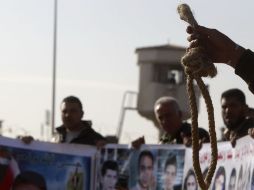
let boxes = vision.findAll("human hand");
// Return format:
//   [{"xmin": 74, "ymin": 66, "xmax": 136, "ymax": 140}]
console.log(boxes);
[
  {"xmin": 186, "ymin": 25, "xmax": 245, "ymax": 68},
  {"xmin": 19, "ymin": 135, "xmax": 34, "ymax": 144},
  {"xmin": 131, "ymin": 136, "xmax": 145, "ymax": 149},
  {"xmin": 95, "ymin": 139, "xmax": 107, "ymax": 149}
]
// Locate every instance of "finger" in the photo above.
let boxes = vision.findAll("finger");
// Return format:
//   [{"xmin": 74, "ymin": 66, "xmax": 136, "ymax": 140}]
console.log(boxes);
[
  {"xmin": 189, "ymin": 39, "xmax": 199, "ymax": 48},
  {"xmin": 186, "ymin": 25, "xmax": 194, "ymax": 34},
  {"xmin": 230, "ymin": 138, "xmax": 237, "ymax": 148},
  {"xmin": 21, "ymin": 136, "xmax": 34, "ymax": 144},
  {"xmin": 187, "ymin": 34, "xmax": 199, "ymax": 42},
  {"xmin": 195, "ymin": 25, "xmax": 212, "ymax": 36}
]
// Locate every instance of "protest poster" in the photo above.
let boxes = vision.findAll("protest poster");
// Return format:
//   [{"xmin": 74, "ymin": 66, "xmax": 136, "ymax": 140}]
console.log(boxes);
[
  {"xmin": 0, "ymin": 136, "xmax": 97, "ymax": 190},
  {"xmin": 183, "ymin": 136, "xmax": 254, "ymax": 190},
  {"xmin": 1, "ymin": 134, "xmax": 254, "ymax": 190},
  {"xmin": 98, "ymin": 143, "xmax": 186, "ymax": 190},
  {"xmin": 96, "ymin": 144, "xmax": 130, "ymax": 190}
]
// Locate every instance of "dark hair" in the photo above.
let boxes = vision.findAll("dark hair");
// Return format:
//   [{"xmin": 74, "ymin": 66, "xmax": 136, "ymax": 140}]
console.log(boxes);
[
  {"xmin": 228, "ymin": 168, "xmax": 236, "ymax": 189},
  {"xmin": 62, "ymin": 96, "xmax": 83, "ymax": 110},
  {"xmin": 164, "ymin": 155, "xmax": 177, "ymax": 172},
  {"xmin": 138, "ymin": 150, "xmax": 154, "ymax": 167},
  {"xmin": 12, "ymin": 170, "xmax": 47, "ymax": 190},
  {"xmin": 221, "ymin": 88, "xmax": 246, "ymax": 105},
  {"xmin": 101, "ymin": 160, "xmax": 119, "ymax": 176},
  {"xmin": 212, "ymin": 166, "xmax": 226, "ymax": 190},
  {"xmin": 230, "ymin": 168, "xmax": 236, "ymax": 178},
  {"xmin": 183, "ymin": 169, "xmax": 197, "ymax": 190}
]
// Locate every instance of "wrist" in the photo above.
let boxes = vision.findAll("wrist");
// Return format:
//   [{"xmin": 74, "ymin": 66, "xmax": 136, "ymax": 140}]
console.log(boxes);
[{"xmin": 227, "ymin": 44, "xmax": 245, "ymax": 68}]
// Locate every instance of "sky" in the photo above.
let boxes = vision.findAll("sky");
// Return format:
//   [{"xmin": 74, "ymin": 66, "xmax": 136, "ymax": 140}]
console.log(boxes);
[{"xmin": 0, "ymin": 0, "xmax": 254, "ymax": 144}]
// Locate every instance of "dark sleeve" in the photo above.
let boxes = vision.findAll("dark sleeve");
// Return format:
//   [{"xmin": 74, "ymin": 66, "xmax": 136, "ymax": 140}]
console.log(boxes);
[
  {"xmin": 90, "ymin": 129, "xmax": 106, "ymax": 142},
  {"xmin": 72, "ymin": 127, "xmax": 106, "ymax": 146},
  {"xmin": 235, "ymin": 49, "xmax": 254, "ymax": 94}
]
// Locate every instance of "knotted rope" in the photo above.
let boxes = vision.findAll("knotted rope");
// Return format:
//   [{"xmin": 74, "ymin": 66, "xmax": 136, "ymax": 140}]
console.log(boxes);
[{"xmin": 177, "ymin": 4, "xmax": 218, "ymax": 190}]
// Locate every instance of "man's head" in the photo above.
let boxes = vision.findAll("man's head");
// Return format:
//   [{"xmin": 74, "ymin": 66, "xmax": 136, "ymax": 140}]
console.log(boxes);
[
  {"xmin": 163, "ymin": 155, "xmax": 177, "ymax": 190},
  {"xmin": 12, "ymin": 171, "xmax": 47, "ymax": 190},
  {"xmin": 101, "ymin": 160, "xmax": 118, "ymax": 190},
  {"xmin": 137, "ymin": 150, "xmax": 154, "ymax": 189},
  {"xmin": 60, "ymin": 96, "xmax": 84, "ymax": 131},
  {"xmin": 221, "ymin": 88, "xmax": 248, "ymax": 130},
  {"xmin": 154, "ymin": 96, "xmax": 182, "ymax": 134}
]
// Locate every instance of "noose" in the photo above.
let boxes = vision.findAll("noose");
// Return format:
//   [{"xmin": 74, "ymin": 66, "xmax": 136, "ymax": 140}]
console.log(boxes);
[{"xmin": 177, "ymin": 4, "xmax": 218, "ymax": 190}]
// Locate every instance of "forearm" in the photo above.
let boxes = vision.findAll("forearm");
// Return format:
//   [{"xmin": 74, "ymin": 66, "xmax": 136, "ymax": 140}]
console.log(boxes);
[{"xmin": 227, "ymin": 45, "xmax": 245, "ymax": 68}]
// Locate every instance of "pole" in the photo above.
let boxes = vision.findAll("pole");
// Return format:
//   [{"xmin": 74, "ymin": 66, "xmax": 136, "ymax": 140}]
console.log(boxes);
[{"xmin": 51, "ymin": 0, "xmax": 58, "ymax": 137}]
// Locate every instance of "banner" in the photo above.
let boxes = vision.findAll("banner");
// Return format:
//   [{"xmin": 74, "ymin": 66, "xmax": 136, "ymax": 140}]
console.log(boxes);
[
  {"xmin": 99, "ymin": 136, "xmax": 254, "ymax": 190},
  {"xmin": 0, "ymin": 135, "xmax": 254, "ymax": 190},
  {"xmin": 0, "ymin": 136, "xmax": 97, "ymax": 190},
  {"xmin": 187, "ymin": 136, "xmax": 254, "ymax": 190}
]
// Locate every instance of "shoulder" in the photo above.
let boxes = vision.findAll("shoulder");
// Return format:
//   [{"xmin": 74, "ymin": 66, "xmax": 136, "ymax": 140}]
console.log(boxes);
[
  {"xmin": 80, "ymin": 120, "xmax": 105, "ymax": 139},
  {"xmin": 81, "ymin": 120, "xmax": 92, "ymax": 127}
]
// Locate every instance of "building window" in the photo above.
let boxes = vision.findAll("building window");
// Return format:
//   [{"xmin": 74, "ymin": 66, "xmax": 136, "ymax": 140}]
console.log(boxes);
[{"xmin": 153, "ymin": 64, "xmax": 184, "ymax": 84}]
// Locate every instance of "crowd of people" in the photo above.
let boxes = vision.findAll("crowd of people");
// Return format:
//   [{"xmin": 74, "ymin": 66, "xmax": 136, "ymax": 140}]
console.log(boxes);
[{"xmin": 2, "ymin": 23, "xmax": 254, "ymax": 189}]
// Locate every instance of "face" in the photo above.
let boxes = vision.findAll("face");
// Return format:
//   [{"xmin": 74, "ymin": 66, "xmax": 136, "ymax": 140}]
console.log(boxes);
[
  {"xmin": 13, "ymin": 184, "xmax": 41, "ymax": 190},
  {"xmin": 164, "ymin": 165, "xmax": 177, "ymax": 190},
  {"xmin": 138, "ymin": 155, "xmax": 154, "ymax": 188},
  {"xmin": 214, "ymin": 174, "xmax": 225, "ymax": 190},
  {"xmin": 221, "ymin": 97, "xmax": 247, "ymax": 130},
  {"xmin": 228, "ymin": 175, "xmax": 236, "ymax": 190},
  {"xmin": 186, "ymin": 175, "xmax": 197, "ymax": 190},
  {"xmin": 61, "ymin": 101, "xmax": 83, "ymax": 131},
  {"xmin": 155, "ymin": 102, "xmax": 182, "ymax": 134},
  {"xmin": 102, "ymin": 169, "xmax": 118, "ymax": 190}
]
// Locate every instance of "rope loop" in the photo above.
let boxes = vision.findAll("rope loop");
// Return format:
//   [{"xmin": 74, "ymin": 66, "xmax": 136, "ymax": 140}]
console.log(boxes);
[
  {"xmin": 181, "ymin": 47, "xmax": 217, "ymax": 78},
  {"xmin": 178, "ymin": 3, "xmax": 218, "ymax": 190}
]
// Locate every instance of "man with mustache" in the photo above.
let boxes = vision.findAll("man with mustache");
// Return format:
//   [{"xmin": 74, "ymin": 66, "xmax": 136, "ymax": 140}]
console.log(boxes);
[{"xmin": 221, "ymin": 88, "xmax": 254, "ymax": 146}]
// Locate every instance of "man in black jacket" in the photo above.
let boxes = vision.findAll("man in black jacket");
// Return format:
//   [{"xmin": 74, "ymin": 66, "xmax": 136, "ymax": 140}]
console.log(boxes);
[
  {"xmin": 154, "ymin": 96, "xmax": 210, "ymax": 145},
  {"xmin": 55, "ymin": 96, "xmax": 106, "ymax": 147},
  {"xmin": 132, "ymin": 96, "xmax": 209, "ymax": 148}
]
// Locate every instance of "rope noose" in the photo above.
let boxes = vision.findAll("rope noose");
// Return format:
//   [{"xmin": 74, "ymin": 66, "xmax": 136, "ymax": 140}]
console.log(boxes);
[{"xmin": 177, "ymin": 4, "xmax": 218, "ymax": 190}]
